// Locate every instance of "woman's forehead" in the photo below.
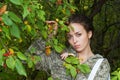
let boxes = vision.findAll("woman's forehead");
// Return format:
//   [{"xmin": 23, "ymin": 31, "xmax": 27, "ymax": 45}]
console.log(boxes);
[{"xmin": 68, "ymin": 23, "xmax": 85, "ymax": 32}]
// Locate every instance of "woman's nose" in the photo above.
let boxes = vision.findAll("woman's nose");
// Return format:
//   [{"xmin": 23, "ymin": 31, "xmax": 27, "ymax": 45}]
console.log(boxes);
[{"xmin": 73, "ymin": 36, "xmax": 77, "ymax": 44}]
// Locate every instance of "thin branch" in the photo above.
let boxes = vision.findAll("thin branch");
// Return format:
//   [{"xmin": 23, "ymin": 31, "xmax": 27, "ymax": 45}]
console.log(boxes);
[
  {"xmin": 0, "ymin": 38, "xmax": 8, "ymax": 51},
  {"xmin": 104, "ymin": 31, "xmax": 120, "ymax": 56},
  {"xmin": 89, "ymin": 0, "xmax": 108, "ymax": 19},
  {"xmin": 103, "ymin": 22, "xmax": 120, "ymax": 34}
]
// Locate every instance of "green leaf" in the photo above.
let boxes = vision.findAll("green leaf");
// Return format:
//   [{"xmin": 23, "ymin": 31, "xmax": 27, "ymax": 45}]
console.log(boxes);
[
  {"xmin": 53, "ymin": 38, "xmax": 58, "ymax": 45},
  {"xmin": 61, "ymin": 25, "xmax": 69, "ymax": 32},
  {"xmin": 71, "ymin": 57, "xmax": 79, "ymax": 64},
  {"xmin": 6, "ymin": 56, "xmax": 15, "ymax": 70},
  {"xmin": 65, "ymin": 9, "xmax": 71, "ymax": 16},
  {"xmin": 65, "ymin": 57, "xmax": 71, "ymax": 63},
  {"xmin": 65, "ymin": 56, "xmax": 79, "ymax": 64},
  {"xmin": 32, "ymin": 56, "xmax": 41, "ymax": 64},
  {"xmin": 70, "ymin": 66, "xmax": 77, "ymax": 78},
  {"xmin": 66, "ymin": 68, "xmax": 71, "ymax": 75},
  {"xmin": 37, "ymin": 10, "xmax": 45, "ymax": 21},
  {"xmin": 2, "ymin": 14, "xmax": 13, "ymax": 26},
  {"xmin": 17, "ymin": 52, "xmax": 27, "ymax": 60},
  {"xmin": 29, "ymin": 47, "xmax": 36, "ymax": 54},
  {"xmin": 0, "ymin": 49, "xmax": 5, "ymax": 66},
  {"xmin": 15, "ymin": 59, "xmax": 27, "ymax": 77},
  {"xmin": 8, "ymin": 11, "xmax": 22, "ymax": 23},
  {"xmin": 41, "ymin": 30, "xmax": 48, "ymax": 39},
  {"xmin": 48, "ymin": 77, "xmax": 53, "ymax": 80},
  {"xmin": 63, "ymin": 63, "xmax": 72, "ymax": 69},
  {"xmin": 2, "ymin": 27, "xmax": 11, "ymax": 40},
  {"xmin": 10, "ymin": 0, "xmax": 23, "ymax": 5},
  {"xmin": 111, "ymin": 76, "xmax": 118, "ymax": 80},
  {"xmin": 77, "ymin": 64, "xmax": 90, "ymax": 73},
  {"xmin": 54, "ymin": 45, "xmax": 63, "ymax": 53},
  {"xmin": 22, "ymin": 5, "xmax": 29, "ymax": 19},
  {"xmin": 10, "ymin": 23, "xmax": 20, "ymax": 38},
  {"xmin": 27, "ymin": 57, "xmax": 33, "ymax": 68},
  {"xmin": 111, "ymin": 71, "xmax": 118, "ymax": 75},
  {"xmin": 118, "ymin": 71, "xmax": 120, "ymax": 80}
]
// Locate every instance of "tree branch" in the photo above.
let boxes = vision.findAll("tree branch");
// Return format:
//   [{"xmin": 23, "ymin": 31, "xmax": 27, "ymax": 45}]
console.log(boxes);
[
  {"xmin": 104, "ymin": 31, "xmax": 120, "ymax": 56},
  {"xmin": 89, "ymin": 0, "xmax": 108, "ymax": 19},
  {"xmin": 103, "ymin": 22, "xmax": 120, "ymax": 34}
]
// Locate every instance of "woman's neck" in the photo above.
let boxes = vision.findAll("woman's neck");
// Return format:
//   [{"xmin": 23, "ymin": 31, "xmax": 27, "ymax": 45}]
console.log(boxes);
[{"xmin": 77, "ymin": 47, "xmax": 94, "ymax": 64}]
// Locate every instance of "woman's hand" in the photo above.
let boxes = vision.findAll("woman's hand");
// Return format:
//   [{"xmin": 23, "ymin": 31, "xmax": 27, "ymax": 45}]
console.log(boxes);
[
  {"xmin": 45, "ymin": 21, "xmax": 58, "ymax": 38},
  {"xmin": 60, "ymin": 52, "xmax": 75, "ymax": 60},
  {"xmin": 60, "ymin": 52, "xmax": 69, "ymax": 60}
]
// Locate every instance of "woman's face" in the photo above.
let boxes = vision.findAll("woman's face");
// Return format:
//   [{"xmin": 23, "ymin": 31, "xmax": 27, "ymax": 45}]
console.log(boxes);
[{"xmin": 67, "ymin": 23, "xmax": 92, "ymax": 53}]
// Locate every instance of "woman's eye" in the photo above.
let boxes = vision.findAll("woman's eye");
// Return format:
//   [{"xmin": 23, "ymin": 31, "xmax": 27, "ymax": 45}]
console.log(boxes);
[
  {"xmin": 67, "ymin": 35, "xmax": 72, "ymax": 39},
  {"xmin": 76, "ymin": 33, "xmax": 81, "ymax": 37}
]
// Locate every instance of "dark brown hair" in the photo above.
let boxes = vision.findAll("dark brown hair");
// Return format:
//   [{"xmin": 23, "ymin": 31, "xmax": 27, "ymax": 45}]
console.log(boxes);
[{"xmin": 68, "ymin": 14, "xmax": 94, "ymax": 33}]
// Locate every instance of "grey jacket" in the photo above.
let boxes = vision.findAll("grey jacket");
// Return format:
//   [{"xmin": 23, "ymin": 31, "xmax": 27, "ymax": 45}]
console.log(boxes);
[{"xmin": 28, "ymin": 38, "xmax": 110, "ymax": 80}]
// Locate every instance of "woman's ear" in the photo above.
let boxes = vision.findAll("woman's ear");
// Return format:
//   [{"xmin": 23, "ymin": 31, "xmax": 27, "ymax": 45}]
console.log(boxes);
[{"xmin": 88, "ymin": 31, "xmax": 92, "ymax": 39}]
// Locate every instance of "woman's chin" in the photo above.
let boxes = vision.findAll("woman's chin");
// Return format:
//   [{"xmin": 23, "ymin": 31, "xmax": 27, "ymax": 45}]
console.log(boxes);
[{"xmin": 75, "ymin": 48, "xmax": 82, "ymax": 53}]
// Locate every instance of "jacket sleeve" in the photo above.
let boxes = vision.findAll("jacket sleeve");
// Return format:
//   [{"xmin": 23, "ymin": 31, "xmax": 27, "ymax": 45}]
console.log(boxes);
[
  {"xmin": 27, "ymin": 38, "xmax": 72, "ymax": 80},
  {"xmin": 26, "ymin": 38, "xmax": 50, "ymax": 72}
]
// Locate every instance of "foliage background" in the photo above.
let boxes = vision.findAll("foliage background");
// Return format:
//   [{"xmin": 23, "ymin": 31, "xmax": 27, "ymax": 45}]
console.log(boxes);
[{"xmin": 0, "ymin": 0, "xmax": 120, "ymax": 80}]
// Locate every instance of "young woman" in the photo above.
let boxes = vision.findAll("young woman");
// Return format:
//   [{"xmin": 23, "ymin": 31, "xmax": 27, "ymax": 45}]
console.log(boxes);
[
  {"xmin": 61, "ymin": 14, "xmax": 110, "ymax": 80},
  {"xmin": 28, "ymin": 14, "xmax": 110, "ymax": 80}
]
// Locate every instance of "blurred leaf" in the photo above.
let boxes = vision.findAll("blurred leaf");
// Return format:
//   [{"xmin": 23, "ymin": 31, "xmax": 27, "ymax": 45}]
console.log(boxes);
[
  {"xmin": 0, "ymin": 49, "xmax": 5, "ymax": 66},
  {"xmin": 65, "ymin": 9, "xmax": 71, "ymax": 16},
  {"xmin": 111, "ymin": 71, "xmax": 118, "ymax": 75},
  {"xmin": 41, "ymin": 30, "xmax": 48, "ymax": 39},
  {"xmin": 32, "ymin": 56, "xmax": 41, "ymax": 64},
  {"xmin": 77, "ymin": 64, "xmax": 90, "ymax": 73},
  {"xmin": 17, "ymin": 52, "xmax": 27, "ymax": 60},
  {"xmin": 29, "ymin": 47, "xmax": 36, "ymax": 54},
  {"xmin": 70, "ymin": 66, "xmax": 77, "ymax": 78},
  {"xmin": 48, "ymin": 77, "xmax": 53, "ymax": 80},
  {"xmin": 10, "ymin": 0, "xmax": 23, "ymax": 5},
  {"xmin": 2, "ymin": 26, "xmax": 11, "ymax": 40},
  {"xmin": 37, "ymin": 10, "xmax": 45, "ymax": 21},
  {"xmin": 22, "ymin": 5, "xmax": 29, "ymax": 19},
  {"xmin": 118, "ymin": 71, "xmax": 120, "ymax": 80},
  {"xmin": 54, "ymin": 45, "xmax": 63, "ymax": 53},
  {"xmin": 27, "ymin": 57, "xmax": 33, "ymax": 68},
  {"xmin": 26, "ymin": 25, "xmax": 32, "ymax": 32},
  {"xmin": 10, "ymin": 23, "xmax": 20, "ymax": 38},
  {"xmin": 65, "ymin": 56, "xmax": 79, "ymax": 64},
  {"xmin": 111, "ymin": 76, "xmax": 118, "ymax": 80},
  {"xmin": 2, "ymin": 14, "xmax": 13, "ymax": 26},
  {"xmin": 15, "ymin": 59, "xmax": 27, "ymax": 77},
  {"xmin": 63, "ymin": 63, "xmax": 72, "ymax": 69},
  {"xmin": 53, "ymin": 38, "xmax": 58, "ymax": 45},
  {"xmin": 65, "ymin": 57, "xmax": 71, "ymax": 63},
  {"xmin": 8, "ymin": 11, "xmax": 22, "ymax": 23},
  {"xmin": 6, "ymin": 56, "xmax": 15, "ymax": 70}
]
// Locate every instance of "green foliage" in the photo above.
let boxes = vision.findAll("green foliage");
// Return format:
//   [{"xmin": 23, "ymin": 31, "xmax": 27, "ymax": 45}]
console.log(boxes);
[
  {"xmin": 48, "ymin": 77, "xmax": 53, "ymax": 80},
  {"xmin": 0, "ymin": 0, "xmax": 119, "ymax": 79},
  {"xmin": 63, "ymin": 56, "xmax": 90, "ymax": 79},
  {"xmin": 15, "ymin": 58, "xmax": 27, "ymax": 77},
  {"xmin": 0, "ymin": 49, "xmax": 5, "ymax": 66},
  {"xmin": 111, "ymin": 68, "xmax": 120, "ymax": 80},
  {"xmin": 6, "ymin": 56, "xmax": 15, "ymax": 70},
  {"xmin": 10, "ymin": 0, "xmax": 23, "ymax": 5},
  {"xmin": 17, "ymin": 52, "xmax": 27, "ymax": 60}
]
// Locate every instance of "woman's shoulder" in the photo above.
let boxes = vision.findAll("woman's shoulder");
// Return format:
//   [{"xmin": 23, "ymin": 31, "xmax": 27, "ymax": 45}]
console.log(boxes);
[{"xmin": 85, "ymin": 54, "xmax": 110, "ymax": 68}]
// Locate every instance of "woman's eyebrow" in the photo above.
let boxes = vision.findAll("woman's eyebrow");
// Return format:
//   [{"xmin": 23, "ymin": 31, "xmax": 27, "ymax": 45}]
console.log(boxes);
[{"xmin": 75, "ymin": 31, "xmax": 81, "ymax": 34}]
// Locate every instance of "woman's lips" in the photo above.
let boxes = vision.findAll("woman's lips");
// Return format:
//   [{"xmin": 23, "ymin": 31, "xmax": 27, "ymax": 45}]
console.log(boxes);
[{"xmin": 74, "ymin": 45, "xmax": 80, "ymax": 48}]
